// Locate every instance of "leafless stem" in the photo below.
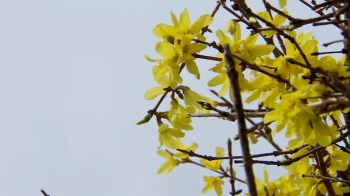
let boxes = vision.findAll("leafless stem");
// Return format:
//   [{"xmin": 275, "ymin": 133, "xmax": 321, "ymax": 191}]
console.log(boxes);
[
  {"xmin": 188, "ymin": 112, "xmax": 266, "ymax": 119},
  {"xmin": 228, "ymin": 139, "xmax": 236, "ymax": 196},
  {"xmin": 41, "ymin": 190, "xmax": 50, "ymax": 196},
  {"xmin": 302, "ymin": 174, "xmax": 350, "ymax": 184}
]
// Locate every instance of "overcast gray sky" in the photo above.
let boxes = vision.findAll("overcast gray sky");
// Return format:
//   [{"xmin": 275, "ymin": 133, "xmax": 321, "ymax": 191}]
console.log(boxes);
[{"xmin": 0, "ymin": 0, "xmax": 342, "ymax": 195}]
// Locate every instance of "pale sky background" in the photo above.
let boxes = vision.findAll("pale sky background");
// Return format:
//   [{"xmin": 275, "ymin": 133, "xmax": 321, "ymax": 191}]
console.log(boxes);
[{"xmin": 0, "ymin": 0, "xmax": 342, "ymax": 196}]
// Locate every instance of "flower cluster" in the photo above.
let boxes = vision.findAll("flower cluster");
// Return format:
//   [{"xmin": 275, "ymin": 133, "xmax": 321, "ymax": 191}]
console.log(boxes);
[{"xmin": 139, "ymin": 1, "xmax": 350, "ymax": 195}]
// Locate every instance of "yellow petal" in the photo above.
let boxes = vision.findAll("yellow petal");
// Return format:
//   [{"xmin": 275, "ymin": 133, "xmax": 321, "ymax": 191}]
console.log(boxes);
[
  {"xmin": 144, "ymin": 86, "xmax": 165, "ymax": 100},
  {"xmin": 261, "ymin": 30, "xmax": 277, "ymax": 38},
  {"xmin": 251, "ymin": 44, "xmax": 275, "ymax": 56},
  {"xmin": 273, "ymin": 9, "xmax": 288, "ymax": 26},
  {"xmin": 153, "ymin": 23, "xmax": 168, "ymax": 38},
  {"xmin": 219, "ymin": 79, "xmax": 230, "ymax": 97},
  {"xmin": 208, "ymin": 74, "xmax": 225, "ymax": 87},
  {"xmin": 216, "ymin": 30, "xmax": 231, "ymax": 44},
  {"xmin": 145, "ymin": 54, "xmax": 160, "ymax": 62},
  {"xmin": 243, "ymin": 34, "xmax": 259, "ymax": 49},
  {"xmin": 187, "ymin": 43, "xmax": 207, "ymax": 54},
  {"xmin": 171, "ymin": 11, "xmax": 179, "ymax": 27},
  {"xmin": 179, "ymin": 8, "xmax": 190, "ymax": 31},
  {"xmin": 264, "ymin": 110, "xmax": 279, "ymax": 123},
  {"xmin": 279, "ymin": 0, "xmax": 287, "ymax": 8},
  {"xmin": 162, "ymin": 133, "xmax": 179, "ymax": 149},
  {"xmin": 257, "ymin": 11, "xmax": 271, "ymax": 22},
  {"xmin": 245, "ymin": 89, "xmax": 261, "ymax": 103},
  {"xmin": 156, "ymin": 41, "xmax": 176, "ymax": 59},
  {"xmin": 190, "ymin": 14, "xmax": 213, "ymax": 34},
  {"xmin": 186, "ymin": 60, "xmax": 200, "ymax": 79}
]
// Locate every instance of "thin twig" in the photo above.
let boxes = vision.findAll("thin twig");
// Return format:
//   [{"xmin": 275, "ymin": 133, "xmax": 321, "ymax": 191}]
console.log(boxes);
[
  {"xmin": 302, "ymin": 174, "xmax": 350, "ymax": 184},
  {"xmin": 176, "ymin": 143, "xmax": 307, "ymax": 160},
  {"xmin": 210, "ymin": 89, "xmax": 234, "ymax": 108},
  {"xmin": 235, "ymin": 130, "xmax": 350, "ymax": 166},
  {"xmin": 181, "ymin": 157, "xmax": 246, "ymax": 184},
  {"xmin": 228, "ymin": 139, "xmax": 236, "ymax": 196},
  {"xmin": 188, "ymin": 112, "xmax": 266, "ymax": 119},
  {"xmin": 41, "ymin": 190, "xmax": 50, "ymax": 196},
  {"xmin": 323, "ymin": 39, "xmax": 347, "ymax": 47}
]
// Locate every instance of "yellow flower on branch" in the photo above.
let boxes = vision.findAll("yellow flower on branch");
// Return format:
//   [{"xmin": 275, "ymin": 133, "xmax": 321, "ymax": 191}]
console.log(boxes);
[
  {"xmin": 325, "ymin": 145, "xmax": 350, "ymax": 175},
  {"xmin": 160, "ymin": 8, "xmax": 214, "ymax": 41},
  {"xmin": 156, "ymin": 149, "xmax": 180, "ymax": 176},
  {"xmin": 158, "ymin": 124, "xmax": 185, "ymax": 149},
  {"xmin": 145, "ymin": 41, "xmax": 182, "ymax": 89},
  {"xmin": 168, "ymin": 99, "xmax": 193, "ymax": 130},
  {"xmin": 202, "ymin": 176, "xmax": 224, "ymax": 196},
  {"xmin": 144, "ymin": 74, "xmax": 171, "ymax": 100},
  {"xmin": 200, "ymin": 147, "xmax": 224, "ymax": 171},
  {"xmin": 257, "ymin": 9, "xmax": 288, "ymax": 38},
  {"xmin": 179, "ymin": 86, "xmax": 203, "ymax": 113},
  {"xmin": 254, "ymin": 166, "xmax": 282, "ymax": 196},
  {"xmin": 175, "ymin": 34, "xmax": 207, "ymax": 79},
  {"xmin": 174, "ymin": 139, "xmax": 198, "ymax": 159},
  {"xmin": 240, "ymin": 33, "xmax": 275, "ymax": 63}
]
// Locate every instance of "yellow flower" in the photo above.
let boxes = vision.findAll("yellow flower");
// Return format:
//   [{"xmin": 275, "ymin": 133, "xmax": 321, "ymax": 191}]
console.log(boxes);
[
  {"xmin": 156, "ymin": 150, "xmax": 180, "ymax": 176},
  {"xmin": 174, "ymin": 139, "xmax": 198, "ymax": 159},
  {"xmin": 170, "ymin": 8, "xmax": 214, "ymax": 40},
  {"xmin": 152, "ymin": 8, "xmax": 213, "ymax": 43},
  {"xmin": 202, "ymin": 176, "xmax": 224, "ymax": 196},
  {"xmin": 144, "ymin": 74, "xmax": 170, "ymax": 100},
  {"xmin": 240, "ymin": 33, "xmax": 275, "ymax": 63},
  {"xmin": 200, "ymin": 147, "xmax": 224, "ymax": 170},
  {"xmin": 264, "ymin": 93, "xmax": 338, "ymax": 146},
  {"xmin": 279, "ymin": 0, "xmax": 287, "ymax": 8},
  {"xmin": 145, "ymin": 41, "xmax": 182, "ymax": 89},
  {"xmin": 168, "ymin": 99, "xmax": 193, "ymax": 130},
  {"xmin": 158, "ymin": 124, "xmax": 185, "ymax": 149},
  {"xmin": 325, "ymin": 145, "xmax": 350, "ymax": 172},
  {"xmin": 257, "ymin": 9, "xmax": 288, "ymax": 38},
  {"xmin": 180, "ymin": 86, "xmax": 203, "ymax": 113},
  {"xmin": 306, "ymin": 116, "xmax": 338, "ymax": 146},
  {"xmin": 254, "ymin": 167, "xmax": 281, "ymax": 196},
  {"xmin": 175, "ymin": 34, "xmax": 206, "ymax": 79}
]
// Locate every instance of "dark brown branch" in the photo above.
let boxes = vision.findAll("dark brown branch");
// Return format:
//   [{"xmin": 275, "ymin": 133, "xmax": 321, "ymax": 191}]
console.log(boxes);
[
  {"xmin": 41, "ymin": 190, "xmax": 50, "ymax": 196},
  {"xmin": 176, "ymin": 143, "xmax": 307, "ymax": 160},
  {"xmin": 315, "ymin": 150, "xmax": 335, "ymax": 196},
  {"xmin": 193, "ymin": 39, "xmax": 223, "ymax": 52},
  {"xmin": 234, "ymin": 121, "xmax": 264, "ymax": 140},
  {"xmin": 313, "ymin": 0, "xmax": 348, "ymax": 10},
  {"xmin": 235, "ymin": 130, "xmax": 350, "ymax": 166},
  {"xmin": 224, "ymin": 44, "xmax": 257, "ymax": 195},
  {"xmin": 187, "ymin": 111, "xmax": 266, "ymax": 120},
  {"xmin": 192, "ymin": 53, "xmax": 222, "ymax": 61}
]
